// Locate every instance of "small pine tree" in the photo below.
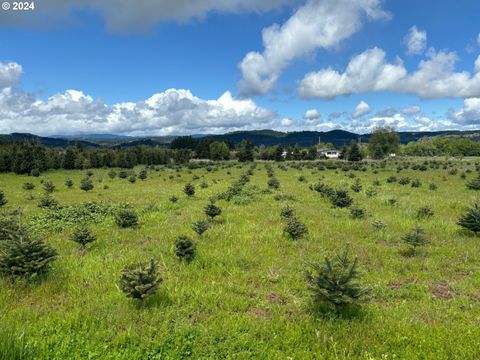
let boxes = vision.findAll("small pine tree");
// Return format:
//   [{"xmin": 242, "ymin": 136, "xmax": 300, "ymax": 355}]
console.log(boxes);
[
  {"xmin": 280, "ymin": 205, "xmax": 296, "ymax": 219},
  {"xmin": 350, "ymin": 207, "xmax": 366, "ymax": 219},
  {"xmin": 457, "ymin": 203, "xmax": 480, "ymax": 235},
  {"xmin": 306, "ymin": 247, "xmax": 369, "ymax": 312},
  {"xmin": 268, "ymin": 177, "xmax": 280, "ymax": 189},
  {"xmin": 284, "ymin": 217, "xmax": 308, "ymax": 240},
  {"xmin": 175, "ymin": 236, "xmax": 196, "ymax": 262},
  {"xmin": 0, "ymin": 190, "xmax": 7, "ymax": 207},
  {"xmin": 80, "ymin": 177, "xmax": 94, "ymax": 192},
  {"xmin": 466, "ymin": 175, "xmax": 480, "ymax": 190},
  {"xmin": 119, "ymin": 259, "xmax": 162, "ymax": 304},
  {"xmin": 70, "ymin": 227, "xmax": 96, "ymax": 251},
  {"xmin": 0, "ymin": 236, "xmax": 57, "ymax": 278},
  {"xmin": 330, "ymin": 190, "xmax": 353, "ymax": 208},
  {"xmin": 416, "ymin": 206, "xmax": 434, "ymax": 219},
  {"xmin": 22, "ymin": 183, "xmax": 35, "ymax": 191},
  {"xmin": 402, "ymin": 226, "xmax": 428, "ymax": 256},
  {"xmin": 169, "ymin": 195, "xmax": 178, "ymax": 203},
  {"xmin": 351, "ymin": 179, "xmax": 362, "ymax": 193},
  {"xmin": 192, "ymin": 220, "xmax": 209, "ymax": 236},
  {"xmin": 115, "ymin": 209, "xmax": 138, "ymax": 228},
  {"xmin": 184, "ymin": 183, "xmax": 195, "ymax": 197},
  {"xmin": 38, "ymin": 196, "xmax": 58, "ymax": 208},
  {"xmin": 204, "ymin": 202, "xmax": 222, "ymax": 220},
  {"xmin": 43, "ymin": 180, "xmax": 55, "ymax": 194},
  {"xmin": 108, "ymin": 170, "xmax": 117, "ymax": 179},
  {"xmin": 128, "ymin": 175, "xmax": 136, "ymax": 183},
  {"xmin": 0, "ymin": 217, "xmax": 26, "ymax": 241},
  {"xmin": 139, "ymin": 169, "xmax": 148, "ymax": 180},
  {"xmin": 65, "ymin": 179, "xmax": 74, "ymax": 188}
]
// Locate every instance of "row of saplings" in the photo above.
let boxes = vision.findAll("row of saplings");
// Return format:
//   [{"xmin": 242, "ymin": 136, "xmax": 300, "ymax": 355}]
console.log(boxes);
[
  {"xmin": 2, "ymin": 200, "xmax": 480, "ymax": 313},
  {"xmin": 0, "ymin": 199, "xmax": 222, "ymax": 302}
]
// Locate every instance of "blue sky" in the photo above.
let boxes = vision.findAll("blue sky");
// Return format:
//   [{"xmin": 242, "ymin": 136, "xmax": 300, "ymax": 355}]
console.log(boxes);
[{"xmin": 0, "ymin": 0, "xmax": 480, "ymax": 135}]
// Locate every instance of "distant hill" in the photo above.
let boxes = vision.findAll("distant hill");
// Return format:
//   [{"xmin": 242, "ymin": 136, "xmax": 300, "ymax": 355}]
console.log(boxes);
[
  {"xmin": 2, "ymin": 129, "xmax": 480, "ymax": 149},
  {"xmin": 0, "ymin": 133, "xmax": 99, "ymax": 148},
  {"xmin": 205, "ymin": 129, "xmax": 480, "ymax": 147}
]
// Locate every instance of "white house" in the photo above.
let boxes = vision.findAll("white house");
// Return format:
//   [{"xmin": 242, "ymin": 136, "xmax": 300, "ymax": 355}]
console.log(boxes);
[{"xmin": 318, "ymin": 148, "xmax": 340, "ymax": 159}]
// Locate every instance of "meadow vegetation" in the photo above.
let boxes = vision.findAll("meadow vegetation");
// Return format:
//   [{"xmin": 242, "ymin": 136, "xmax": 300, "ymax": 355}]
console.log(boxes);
[{"xmin": 0, "ymin": 158, "xmax": 480, "ymax": 358}]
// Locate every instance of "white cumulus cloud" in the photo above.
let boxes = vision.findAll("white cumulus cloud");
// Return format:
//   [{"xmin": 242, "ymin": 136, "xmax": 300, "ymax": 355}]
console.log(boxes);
[
  {"xmin": 402, "ymin": 105, "xmax": 421, "ymax": 116},
  {"xmin": 0, "ymin": 62, "xmax": 23, "ymax": 89},
  {"xmin": 304, "ymin": 108, "xmax": 320, "ymax": 120},
  {"xmin": 237, "ymin": 0, "xmax": 389, "ymax": 96},
  {"xmin": 403, "ymin": 26, "xmax": 427, "ymax": 55},
  {"xmin": 449, "ymin": 98, "xmax": 480, "ymax": 125},
  {"xmin": 0, "ymin": 67, "xmax": 277, "ymax": 136},
  {"xmin": 299, "ymin": 47, "xmax": 480, "ymax": 99},
  {"xmin": 353, "ymin": 101, "xmax": 371, "ymax": 118}
]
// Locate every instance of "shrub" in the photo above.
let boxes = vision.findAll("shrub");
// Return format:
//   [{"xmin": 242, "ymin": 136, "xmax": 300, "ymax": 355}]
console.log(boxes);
[
  {"xmin": 411, "ymin": 179, "xmax": 422, "ymax": 188},
  {"xmin": 115, "ymin": 209, "xmax": 138, "ymax": 228},
  {"xmin": 204, "ymin": 202, "xmax": 222, "ymax": 219},
  {"xmin": 0, "ymin": 236, "xmax": 57, "ymax": 278},
  {"xmin": 350, "ymin": 207, "xmax": 366, "ymax": 219},
  {"xmin": 306, "ymin": 248, "xmax": 369, "ymax": 312},
  {"xmin": 0, "ymin": 191, "xmax": 7, "ymax": 207},
  {"xmin": 184, "ymin": 183, "xmax": 195, "ymax": 197},
  {"xmin": 402, "ymin": 226, "xmax": 428, "ymax": 256},
  {"xmin": 330, "ymin": 190, "xmax": 353, "ymax": 208},
  {"xmin": 169, "ymin": 195, "xmax": 178, "ymax": 203},
  {"xmin": 280, "ymin": 205, "xmax": 296, "ymax": 219},
  {"xmin": 128, "ymin": 175, "xmax": 136, "ymax": 183},
  {"xmin": 118, "ymin": 171, "xmax": 128, "ymax": 179},
  {"xmin": 80, "ymin": 177, "xmax": 94, "ymax": 192},
  {"xmin": 199, "ymin": 181, "xmax": 208, "ymax": 189},
  {"xmin": 139, "ymin": 169, "xmax": 148, "ymax": 180},
  {"xmin": 284, "ymin": 217, "xmax": 308, "ymax": 240},
  {"xmin": 65, "ymin": 179, "xmax": 74, "ymax": 188},
  {"xmin": 268, "ymin": 177, "xmax": 280, "ymax": 190},
  {"xmin": 398, "ymin": 177, "xmax": 410, "ymax": 185},
  {"xmin": 38, "ymin": 196, "xmax": 58, "ymax": 208},
  {"xmin": 43, "ymin": 180, "xmax": 55, "ymax": 193},
  {"xmin": 351, "ymin": 179, "xmax": 362, "ymax": 193},
  {"xmin": 119, "ymin": 259, "xmax": 161, "ymax": 304},
  {"xmin": 416, "ymin": 206, "xmax": 434, "ymax": 219},
  {"xmin": 457, "ymin": 203, "xmax": 480, "ymax": 234},
  {"xmin": 175, "ymin": 236, "xmax": 196, "ymax": 262},
  {"xmin": 22, "ymin": 182, "xmax": 35, "ymax": 191},
  {"xmin": 365, "ymin": 188, "xmax": 377, "ymax": 198},
  {"xmin": 30, "ymin": 169, "xmax": 40, "ymax": 177},
  {"xmin": 386, "ymin": 176, "xmax": 397, "ymax": 183},
  {"xmin": 108, "ymin": 170, "xmax": 117, "ymax": 179},
  {"xmin": 192, "ymin": 220, "xmax": 209, "ymax": 236},
  {"xmin": 388, "ymin": 198, "xmax": 397, "ymax": 206},
  {"xmin": 429, "ymin": 183, "xmax": 438, "ymax": 191},
  {"xmin": 466, "ymin": 176, "xmax": 480, "ymax": 190},
  {"xmin": 70, "ymin": 227, "xmax": 96, "ymax": 251},
  {"xmin": 298, "ymin": 175, "xmax": 307, "ymax": 182}
]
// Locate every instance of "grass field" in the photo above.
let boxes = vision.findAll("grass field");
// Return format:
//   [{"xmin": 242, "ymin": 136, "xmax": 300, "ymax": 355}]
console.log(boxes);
[{"xmin": 1, "ymin": 160, "xmax": 480, "ymax": 359}]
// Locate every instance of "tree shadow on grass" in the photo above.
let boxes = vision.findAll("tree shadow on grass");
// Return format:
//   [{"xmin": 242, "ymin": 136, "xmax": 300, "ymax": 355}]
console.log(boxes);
[
  {"xmin": 309, "ymin": 301, "xmax": 366, "ymax": 321},
  {"xmin": 133, "ymin": 290, "xmax": 174, "ymax": 310}
]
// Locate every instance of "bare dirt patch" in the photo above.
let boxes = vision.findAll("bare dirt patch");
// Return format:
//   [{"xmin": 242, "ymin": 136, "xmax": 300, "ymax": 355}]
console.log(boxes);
[{"xmin": 429, "ymin": 280, "xmax": 455, "ymax": 300}]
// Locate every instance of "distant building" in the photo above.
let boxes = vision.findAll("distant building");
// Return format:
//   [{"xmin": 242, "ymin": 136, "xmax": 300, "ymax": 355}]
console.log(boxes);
[{"xmin": 318, "ymin": 148, "xmax": 340, "ymax": 159}]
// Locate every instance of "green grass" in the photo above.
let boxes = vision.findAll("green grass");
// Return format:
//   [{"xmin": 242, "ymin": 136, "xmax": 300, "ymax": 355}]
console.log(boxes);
[{"xmin": 1, "ymin": 160, "xmax": 480, "ymax": 359}]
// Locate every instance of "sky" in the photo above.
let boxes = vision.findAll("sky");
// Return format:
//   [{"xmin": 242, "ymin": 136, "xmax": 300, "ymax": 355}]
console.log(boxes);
[{"xmin": 0, "ymin": 0, "xmax": 480, "ymax": 136}]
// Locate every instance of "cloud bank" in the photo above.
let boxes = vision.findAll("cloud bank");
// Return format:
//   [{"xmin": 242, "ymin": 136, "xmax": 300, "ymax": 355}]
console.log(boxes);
[
  {"xmin": 299, "ymin": 47, "xmax": 480, "ymax": 99},
  {"xmin": 238, "ymin": 0, "xmax": 389, "ymax": 96}
]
